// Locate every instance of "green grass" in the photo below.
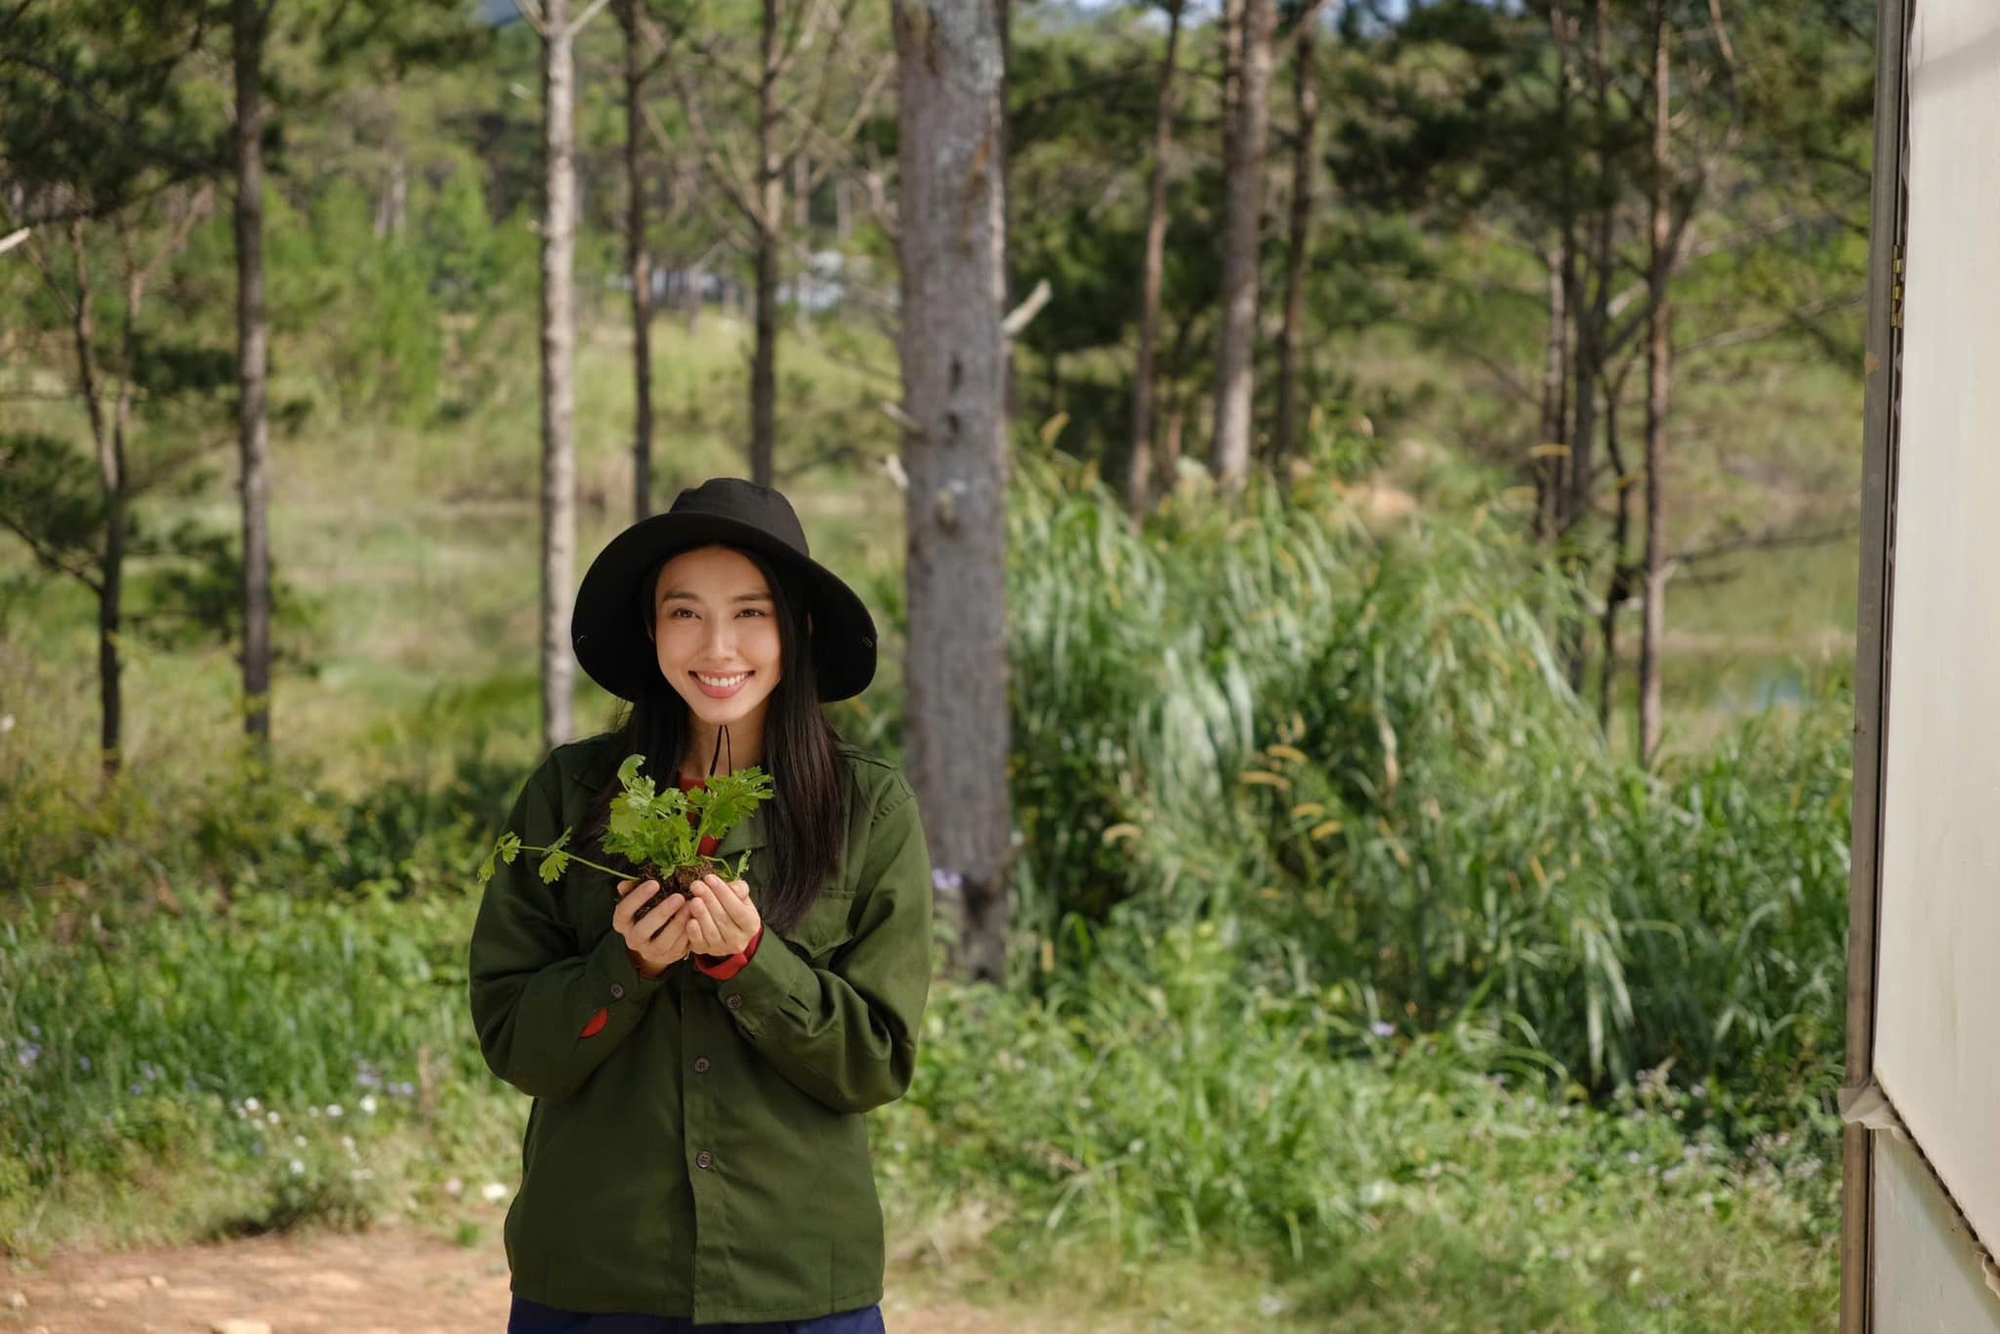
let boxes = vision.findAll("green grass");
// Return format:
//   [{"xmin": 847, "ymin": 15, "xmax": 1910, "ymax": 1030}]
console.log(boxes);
[{"xmin": 0, "ymin": 302, "xmax": 1858, "ymax": 1325}]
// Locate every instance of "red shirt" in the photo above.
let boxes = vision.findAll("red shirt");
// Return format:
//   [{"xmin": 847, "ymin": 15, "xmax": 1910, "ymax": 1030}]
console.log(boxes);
[{"xmin": 578, "ymin": 774, "xmax": 763, "ymax": 1039}]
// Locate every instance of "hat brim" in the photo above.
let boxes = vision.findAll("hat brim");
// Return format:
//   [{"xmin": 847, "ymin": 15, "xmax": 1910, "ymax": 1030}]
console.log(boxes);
[{"xmin": 570, "ymin": 512, "xmax": 878, "ymax": 704}]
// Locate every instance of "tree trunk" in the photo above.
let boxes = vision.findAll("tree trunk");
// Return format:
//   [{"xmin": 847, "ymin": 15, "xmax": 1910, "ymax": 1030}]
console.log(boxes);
[
  {"xmin": 64, "ymin": 228, "xmax": 123, "ymax": 780},
  {"xmin": 892, "ymin": 0, "xmax": 1014, "ymax": 985},
  {"xmin": 1536, "ymin": 243, "xmax": 1568, "ymax": 542},
  {"xmin": 540, "ymin": 0, "xmax": 580, "ymax": 752},
  {"xmin": 750, "ymin": 0, "xmax": 782, "ymax": 487},
  {"xmin": 623, "ymin": 0, "xmax": 655, "ymax": 522},
  {"xmin": 1209, "ymin": 0, "xmax": 1276, "ymax": 491},
  {"xmin": 1125, "ymin": 0, "xmax": 1183, "ymax": 530},
  {"xmin": 1639, "ymin": 0, "xmax": 1671, "ymax": 764},
  {"xmin": 1598, "ymin": 385, "xmax": 1630, "ymax": 734},
  {"xmin": 234, "ymin": 0, "xmax": 273, "ymax": 752},
  {"xmin": 1272, "ymin": 12, "xmax": 1317, "ymax": 468}
]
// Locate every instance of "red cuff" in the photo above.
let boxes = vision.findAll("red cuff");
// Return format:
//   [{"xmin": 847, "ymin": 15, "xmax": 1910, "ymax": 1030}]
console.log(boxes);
[
  {"xmin": 579, "ymin": 1007, "xmax": 610, "ymax": 1039},
  {"xmin": 693, "ymin": 923, "xmax": 765, "ymax": 981}
]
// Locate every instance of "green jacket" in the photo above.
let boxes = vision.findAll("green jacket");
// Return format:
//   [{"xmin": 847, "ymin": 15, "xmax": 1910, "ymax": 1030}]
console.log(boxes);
[{"xmin": 467, "ymin": 730, "xmax": 935, "ymax": 1323}]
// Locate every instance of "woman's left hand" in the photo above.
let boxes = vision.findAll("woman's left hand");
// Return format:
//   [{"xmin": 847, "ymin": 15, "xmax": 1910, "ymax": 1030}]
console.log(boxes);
[{"xmin": 688, "ymin": 872, "xmax": 762, "ymax": 957}]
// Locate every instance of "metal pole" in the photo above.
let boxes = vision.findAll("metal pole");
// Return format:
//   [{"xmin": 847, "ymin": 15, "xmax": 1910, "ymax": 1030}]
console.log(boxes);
[{"xmin": 1843, "ymin": 0, "xmax": 1913, "ymax": 1326}]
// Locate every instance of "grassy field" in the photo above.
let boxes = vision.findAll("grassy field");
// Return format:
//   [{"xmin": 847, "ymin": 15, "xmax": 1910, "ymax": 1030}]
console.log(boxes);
[{"xmin": 1, "ymin": 305, "xmax": 1859, "ymax": 1327}]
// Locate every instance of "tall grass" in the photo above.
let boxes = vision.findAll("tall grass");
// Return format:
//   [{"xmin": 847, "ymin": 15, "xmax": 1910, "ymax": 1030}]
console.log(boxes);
[{"xmin": 1005, "ymin": 452, "xmax": 1849, "ymax": 1121}]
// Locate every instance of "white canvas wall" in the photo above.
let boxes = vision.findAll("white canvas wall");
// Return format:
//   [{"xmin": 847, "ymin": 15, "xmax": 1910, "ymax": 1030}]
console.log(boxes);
[{"xmin": 1870, "ymin": 0, "xmax": 2000, "ymax": 1319}]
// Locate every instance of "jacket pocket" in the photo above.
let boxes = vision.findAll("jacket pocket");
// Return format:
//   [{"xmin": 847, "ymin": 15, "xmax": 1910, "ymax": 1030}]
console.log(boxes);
[{"xmin": 775, "ymin": 887, "xmax": 858, "ymax": 964}]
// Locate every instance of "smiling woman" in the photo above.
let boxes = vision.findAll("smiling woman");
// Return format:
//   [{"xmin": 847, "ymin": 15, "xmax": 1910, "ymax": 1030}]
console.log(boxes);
[{"xmin": 467, "ymin": 476, "xmax": 930, "ymax": 1333}]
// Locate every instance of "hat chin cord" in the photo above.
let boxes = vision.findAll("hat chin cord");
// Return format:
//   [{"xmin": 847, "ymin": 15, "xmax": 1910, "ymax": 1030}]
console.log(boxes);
[{"xmin": 707, "ymin": 719, "xmax": 732, "ymax": 780}]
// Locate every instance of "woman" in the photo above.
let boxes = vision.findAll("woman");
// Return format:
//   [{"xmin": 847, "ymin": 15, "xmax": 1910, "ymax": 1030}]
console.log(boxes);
[{"xmin": 469, "ymin": 477, "xmax": 934, "ymax": 1333}]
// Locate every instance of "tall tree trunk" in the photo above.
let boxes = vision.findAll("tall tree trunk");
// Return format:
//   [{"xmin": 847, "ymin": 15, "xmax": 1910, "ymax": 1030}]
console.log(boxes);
[
  {"xmin": 65, "ymin": 228, "xmax": 122, "ymax": 780},
  {"xmin": 1209, "ymin": 0, "xmax": 1276, "ymax": 490},
  {"xmin": 892, "ymin": 0, "xmax": 1013, "ymax": 985},
  {"xmin": 1536, "ymin": 243, "xmax": 1568, "ymax": 541},
  {"xmin": 1638, "ymin": 0, "xmax": 1671, "ymax": 764},
  {"xmin": 1272, "ymin": 11, "xmax": 1318, "ymax": 468},
  {"xmin": 1542, "ymin": 0, "xmax": 1577, "ymax": 544},
  {"xmin": 749, "ymin": 0, "xmax": 782, "ymax": 487},
  {"xmin": 623, "ymin": 0, "xmax": 655, "ymax": 522},
  {"xmin": 234, "ymin": 0, "xmax": 272, "ymax": 751},
  {"xmin": 540, "ymin": 0, "xmax": 580, "ymax": 751},
  {"xmin": 1598, "ymin": 385, "xmax": 1630, "ymax": 734},
  {"xmin": 1125, "ymin": 0, "xmax": 1184, "ymax": 530}
]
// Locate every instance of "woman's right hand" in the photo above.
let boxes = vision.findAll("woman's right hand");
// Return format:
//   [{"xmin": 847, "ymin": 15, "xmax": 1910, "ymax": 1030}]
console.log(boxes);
[{"xmin": 615, "ymin": 879, "xmax": 693, "ymax": 979}]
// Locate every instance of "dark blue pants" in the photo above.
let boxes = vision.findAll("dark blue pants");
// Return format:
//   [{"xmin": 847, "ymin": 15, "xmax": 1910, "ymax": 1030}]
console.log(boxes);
[{"xmin": 506, "ymin": 1295, "xmax": 886, "ymax": 1334}]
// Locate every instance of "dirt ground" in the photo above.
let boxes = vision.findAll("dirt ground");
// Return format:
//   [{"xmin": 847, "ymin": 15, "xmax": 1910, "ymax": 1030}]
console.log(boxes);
[{"xmin": 0, "ymin": 1228, "xmax": 1095, "ymax": 1334}]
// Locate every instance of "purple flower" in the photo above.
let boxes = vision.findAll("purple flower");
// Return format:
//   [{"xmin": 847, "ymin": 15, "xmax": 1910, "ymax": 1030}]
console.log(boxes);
[
  {"xmin": 79, "ymin": 1055, "xmax": 91, "ymax": 1072},
  {"xmin": 932, "ymin": 868, "xmax": 963, "ymax": 893},
  {"xmin": 356, "ymin": 1069, "xmax": 383, "ymax": 1089},
  {"xmin": 1370, "ymin": 1021, "xmax": 1396, "ymax": 1039},
  {"xmin": 17, "ymin": 1043, "xmax": 41, "ymax": 1067}
]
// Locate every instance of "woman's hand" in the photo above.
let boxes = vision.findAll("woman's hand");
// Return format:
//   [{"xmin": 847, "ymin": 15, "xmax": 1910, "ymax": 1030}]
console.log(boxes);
[
  {"xmin": 615, "ymin": 879, "xmax": 693, "ymax": 979},
  {"xmin": 687, "ymin": 873, "xmax": 761, "ymax": 958}
]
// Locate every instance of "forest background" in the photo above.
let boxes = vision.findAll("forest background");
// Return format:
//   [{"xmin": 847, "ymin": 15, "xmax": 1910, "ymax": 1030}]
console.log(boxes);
[{"xmin": 2, "ymin": 0, "xmax": 1873, "ymax": 1327}]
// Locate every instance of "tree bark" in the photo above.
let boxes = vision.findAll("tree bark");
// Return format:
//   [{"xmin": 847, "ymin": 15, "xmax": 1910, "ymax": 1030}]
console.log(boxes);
[
  {"xmin": 892, "ymin": 0, "xmax": 1014, "ymax": 985},
  {"xmin": 63, "ymin": 228, "xmax": 123, "ymax": 780},
  {"xmin": 1125, "ymin": 0, "xmax": 1183, "ymax": 530},
  {"xmin": 1639, "ymin": 0, "xmax": 1671, "ymax": 764},
  {"xmin": 750, "ymin": 0, "xmax": 783, "ymax": 487},
  {"xmin": 623, "ymin": 0, "xmax": 655, "ymax": 522},
  {"xmin": 1209, "ymin": 0, "xmax": 1276, "ymax": 491},
  {"xmin": 540, "ymin": 0, "xmax": 580, "ymax": 751},
  {"xmin": 1272, "ymin": 10, "xmax": 1317, "ymax": 468},
  {"xmin": 1598, "ymin": 384, "xmax": 1630, "ymax": 734},
  {"xmin": 234, "ymin": 0, "xmax": 273, "ymax": 752},
  {"xmin": 1536, "ymin": 243, "xmax": 1568, "ymax": 542}
]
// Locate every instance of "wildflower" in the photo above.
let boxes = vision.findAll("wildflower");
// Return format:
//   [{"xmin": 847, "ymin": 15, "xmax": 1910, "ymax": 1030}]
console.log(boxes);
[
  {"xmin": 389, "ymin": 1081, "xmax": 416, "ymax": 1097},
  {"xmin": 1370, "ymin": 1021, "xmax": 1396, "ymax": 1038},
  {"xmin": 289, "ymin": 1159, "xmax": 305, "ymax": 1175},
  {"xmin": 250, "ymin": 1141, "xmax": 265, "ymax": 1157},
  {"xmin": 78, "ymin": 1056, "xmax": 90, "ymax": 1073},
  {"xmin": 293, "ymin": 1135, "xmax": 307, "ymax": 1148},
  {"xmin": 341, "ymin": 1136, "xmax": 356, "ymax": 1153},
  {"xmin": 482, "ymin": 1182, "xmax": 509, "ymax": 1203},
  {"xmin": 18, "ymin": 1043, "xmax": 40, "ymax": 1068},
  {"xmin": 931, "ymin": 867, "xmax": 963, "ymax": 893},
  {"xmin": 267, "ymin": 1110, "xmax": 280, "ymax": 1125},
  {"xmin": 359, "ymin": 1095, "xmax": 378, "ymax": 1115},
  {"xmin": 351, "ymin": 1168, "xmax": 375, "ymax": 1182},
  {"xmin": 26, "ymin": 1022, "xmax": 39, "ymax": 1038},
  {"xmin": 326, "ymin": 1104, "xmax": 344, "ymax": 1119},
  {"xmin": 308, "ymin": 1106, "xmax": 320, "ymax": 1118},
  {"xmin": 444, "ymin": 1177, "xmax": 464, "ymax": 1198},
  {"xmin": 131, "ymin": 1083, "xmax": 144, "ymax": 1095},
  {"xmin": 245, "ymin": 1097, "xmax": 260, "ymax": 1112},
  {"xmin": 356, "ymin": 1069, "xmax": 383, "ymax": 1089}
]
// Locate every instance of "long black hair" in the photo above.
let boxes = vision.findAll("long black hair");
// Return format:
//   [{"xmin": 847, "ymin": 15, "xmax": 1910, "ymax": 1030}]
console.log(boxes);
[{"xmin": 578, "ymin": 543, "xmax": 847, "ymax": 934}]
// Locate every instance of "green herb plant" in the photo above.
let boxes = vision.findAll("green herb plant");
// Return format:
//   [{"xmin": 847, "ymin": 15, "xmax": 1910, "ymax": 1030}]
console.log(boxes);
[{"xmin": 476, "ymin": 755, "xmax": 774, "ymax": 903}]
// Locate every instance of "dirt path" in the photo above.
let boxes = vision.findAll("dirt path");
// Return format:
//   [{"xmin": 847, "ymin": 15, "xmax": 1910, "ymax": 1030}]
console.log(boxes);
[{"xmin": 0, "ymin": 1228, "xmax": 1095, "ymax": 1334}]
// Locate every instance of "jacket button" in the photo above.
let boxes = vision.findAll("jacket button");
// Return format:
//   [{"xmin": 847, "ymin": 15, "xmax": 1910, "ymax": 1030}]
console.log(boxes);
[
  {"xmin": 695, "ymin": 1150, "xmax": 713, "ymax": 1170},
  {"xmin": 693, "ymin": 1056, "xmax": 711, "ymax": 1074},
  {"xmin": 724, "ymin": 994, "xmax": 743, "ymax": 1010},
  {"xmin": 609, "ymin": 982, "xmax": 625, "ymax": 1000}
]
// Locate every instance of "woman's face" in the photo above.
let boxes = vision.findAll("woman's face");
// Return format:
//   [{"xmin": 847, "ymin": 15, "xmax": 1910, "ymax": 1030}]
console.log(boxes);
[{"xmin": 650, "ymin": 545, "xmax": 785, "ymax": 735}]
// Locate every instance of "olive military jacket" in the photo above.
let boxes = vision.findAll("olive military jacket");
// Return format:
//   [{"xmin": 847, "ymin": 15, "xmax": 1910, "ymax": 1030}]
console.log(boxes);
[{"xmin": 468, "ymin": 731, "xmax": 934, "ymax": 1323}]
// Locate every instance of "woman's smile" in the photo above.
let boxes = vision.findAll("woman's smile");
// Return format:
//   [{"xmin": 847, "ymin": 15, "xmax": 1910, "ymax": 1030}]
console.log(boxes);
[{"xmin": 692, "ymin": 670, "xmax": 753, "ymax": 698}]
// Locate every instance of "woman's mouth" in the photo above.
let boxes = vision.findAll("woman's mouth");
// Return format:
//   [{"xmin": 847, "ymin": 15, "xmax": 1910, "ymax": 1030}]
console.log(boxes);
[{"xmin": 692, "ymin": 670, "xmax": 752, "ymax": 699}]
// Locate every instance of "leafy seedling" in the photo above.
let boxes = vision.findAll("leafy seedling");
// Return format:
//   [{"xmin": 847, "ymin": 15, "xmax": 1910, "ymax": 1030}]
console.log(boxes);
[{"xmin": 477, "ymin": 755, "xmax": 774, "ymax": 913}]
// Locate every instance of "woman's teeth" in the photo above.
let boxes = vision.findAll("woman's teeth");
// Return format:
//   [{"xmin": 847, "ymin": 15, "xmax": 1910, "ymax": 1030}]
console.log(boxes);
[{"xmin": 695, "ymin": 672, "xmax": 749, "ymax": 688}]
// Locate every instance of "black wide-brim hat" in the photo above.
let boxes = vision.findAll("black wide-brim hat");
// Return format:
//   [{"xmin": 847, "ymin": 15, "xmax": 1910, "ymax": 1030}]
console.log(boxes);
[{"xmin": 571, "ymin": 477, "xmax": 878, "ymax": 703}]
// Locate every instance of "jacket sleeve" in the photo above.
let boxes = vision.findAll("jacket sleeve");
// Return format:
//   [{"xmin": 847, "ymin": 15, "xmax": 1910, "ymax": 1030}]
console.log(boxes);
[
  {"xmin": 698, "ymin": 775, "xmax": 934, "ymax": 1115},
  {"xmin": 468, "ymin": 756, "xmax": 671, "ymax": 1101}
]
